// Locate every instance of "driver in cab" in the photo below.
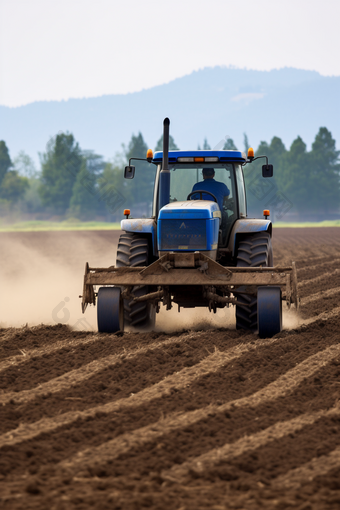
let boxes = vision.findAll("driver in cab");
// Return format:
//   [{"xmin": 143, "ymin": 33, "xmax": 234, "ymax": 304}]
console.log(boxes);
[{"xmin": 191, "ymin": 168, "xmax": 230, "ymax": 211}]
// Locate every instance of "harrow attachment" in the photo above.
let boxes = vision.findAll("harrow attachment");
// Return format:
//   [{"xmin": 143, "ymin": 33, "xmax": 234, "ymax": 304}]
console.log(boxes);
[{"xmin": 81, "ymin": 252, "xmax": 299, "ymax": 337}]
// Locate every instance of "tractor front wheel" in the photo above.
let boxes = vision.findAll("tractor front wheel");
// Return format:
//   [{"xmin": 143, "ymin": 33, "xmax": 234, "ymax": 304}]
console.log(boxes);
[
  {"xmin": 97, "ymin": 287, "xmax": 124, "ymax": 333},
  {"xmin": 116, "ymin": 232, "xmax": 156, "ymax": 329},
  {"xmin": 257, "ymin": 286, "xmax": 282, "ymax": 338}
]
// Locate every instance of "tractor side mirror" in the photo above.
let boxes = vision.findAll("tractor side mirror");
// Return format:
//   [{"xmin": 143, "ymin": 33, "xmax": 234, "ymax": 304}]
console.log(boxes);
[
  {"xmin": 124, "ymin": 166, "xmax": 135, "ymax": 179},
  {"xmin": 262, "ymin": 164, "xmax": 273, "ymax": 178}
]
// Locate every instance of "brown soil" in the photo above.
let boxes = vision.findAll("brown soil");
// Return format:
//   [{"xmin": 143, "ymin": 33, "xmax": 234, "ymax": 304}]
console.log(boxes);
[{"xmin": 0, "ymin": 227, "xmax": 340, "ymax": 509}]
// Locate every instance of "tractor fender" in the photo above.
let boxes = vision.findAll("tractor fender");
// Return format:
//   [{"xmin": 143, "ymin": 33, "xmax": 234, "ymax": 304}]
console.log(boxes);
[
  {"xmin": 121, "ymin": 218, "xmax": 157, "ymax": 256},
  {"xmin": 228, "ymin": 218, "xmax": 272, "ymax": 257}
]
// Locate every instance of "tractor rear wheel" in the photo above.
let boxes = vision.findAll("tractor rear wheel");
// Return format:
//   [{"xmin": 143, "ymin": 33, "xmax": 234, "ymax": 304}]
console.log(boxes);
[
  {"xmin": 116, "ymin": 232, "xmax": 156, "ymax": 328},
  {"xmin": 235, "ymin": 232, "xmax": 273, "ymax": 332}
]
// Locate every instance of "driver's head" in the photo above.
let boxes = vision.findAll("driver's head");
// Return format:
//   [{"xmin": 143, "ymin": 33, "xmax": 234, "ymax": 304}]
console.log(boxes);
[{"xmin": 202, "ymin": 168, "xmax": 215, "ymax": 179}]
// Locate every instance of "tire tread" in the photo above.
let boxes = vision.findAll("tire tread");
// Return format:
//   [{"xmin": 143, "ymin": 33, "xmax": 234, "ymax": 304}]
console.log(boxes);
[
  {"xmin": 116, "ymin": 232, "xmax": 155, "ymax": 327},
  {"xmin": 235, "ymin": 232, "xmax": 273, "ymax": 331}
]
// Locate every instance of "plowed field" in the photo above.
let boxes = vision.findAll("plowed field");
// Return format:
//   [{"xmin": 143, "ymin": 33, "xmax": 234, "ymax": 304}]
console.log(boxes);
[{"xmin": 0, "ymin": 227, "xmax": 340, "ymax": 509}]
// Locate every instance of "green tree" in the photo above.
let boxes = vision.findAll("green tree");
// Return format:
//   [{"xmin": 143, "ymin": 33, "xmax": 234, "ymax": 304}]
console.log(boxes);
[
  {"xmin": 243, "ymin": 128, "xmax": 340, "ymax": 221},
  {"xmin": 0, "ymin": 170, "xmax": 29, "ymax": 202},
  {"xmin": 10, "ymin": 151, "xmax": 43, "ymax": 214},
  {"xmin": 69, "ymin": 150, "xmax": 107, "ymax": 218},
  {"xmin": 0, "ymin": 140, "xmax": 12, "ymax": 185},
  {"xmin": 21, "ymin": 178, "xmax": 43, "ymax": 214},
  {"xmin": 69, "ymin": 160, "xmax": 100, "ymax": 219},
  {"xmin": 125, "ymin": 133, "xmax": 155, "ymax": 214},
  {"xmin": 197, "ymin": 138, "xmax": 211, "ymax": 150},
  {"xmin": 82, "ymin": 151, "xmax": 106, "ymax": 176},
  {"xmin": 310, "ymin": 127, "xmax": 340, "ymax": 214},
  {"xmin": 13, "ymin": 151, "xmax": 38, "ymax": 178},
  {"xmin": 243, "ymin": 133, "xmax": 250, "ymax": 154},
  {"xmin": 203, "ymin": 138, "xmax": 211, "ymax": 150},
  {"xmin": 268, "ymin": 137, "xmax": 286, "ymax": 171},
  {"xmin": 126, "ymin": 133, "xmax": 148, "ymax": 161},
  {"xmin": 223, "ymin": 138, "xmax": 237, "ymax": 150},
  {"xmin": 244, "ymin": 138, "xmax": 284, "ymax": 217},
  {"xmin": 39, "ymin": 133, "xmax": 83, "ymax": 214},
  {"xmin": 279, "ymin": 136, "xmax": 311, "ymax": 216},
  {"xmin": 154, "ymin": 134, "xmax": 179, "ymax": 151},
  {"xmin": 97, "ymin": 134, "xmax": 156, "ymax": 219},
  {"xmin": 98, "ymin": 160, "xmax": 127, "ymax": 219}
]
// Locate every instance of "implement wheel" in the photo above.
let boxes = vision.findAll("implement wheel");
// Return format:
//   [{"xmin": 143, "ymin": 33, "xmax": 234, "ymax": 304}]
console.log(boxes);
[
  {"xmin": 97, "ymin": 287, "xmax": 124, "ymax": 333},
  {"xmin": 258, "ymin": 286, "xmax": 282, "ymax": 338},
  {"xmin": 235, "ymin": 232, "xmax": 273, "ymax": 332},
  {"xmin": 116, "ymin": 232, "xmax": 156, "ymax": 328}
]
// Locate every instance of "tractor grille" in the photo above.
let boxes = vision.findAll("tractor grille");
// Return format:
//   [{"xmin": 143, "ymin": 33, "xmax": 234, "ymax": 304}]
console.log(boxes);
[{"xmin": 159, "ymin": 219, "xmax": 207, "ymax": 250}]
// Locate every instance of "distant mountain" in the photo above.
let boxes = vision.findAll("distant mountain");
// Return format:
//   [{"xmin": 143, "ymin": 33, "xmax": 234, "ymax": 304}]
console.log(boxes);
[{"xmin": 1, "ymin": 67, "xmax": 339, "ymax": 163}]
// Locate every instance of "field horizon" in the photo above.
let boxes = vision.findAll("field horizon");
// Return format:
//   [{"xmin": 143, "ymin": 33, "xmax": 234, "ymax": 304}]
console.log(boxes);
[{"xmin": 0, "ymin": 218, "xmax": 339, "ymax": 232}]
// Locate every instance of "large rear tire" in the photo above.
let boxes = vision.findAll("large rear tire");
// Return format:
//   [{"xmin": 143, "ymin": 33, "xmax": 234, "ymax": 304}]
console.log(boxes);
[
  {"xmin": 235, "ymin": 232, "xmax": 273, "ymax": 332},
  {"xmin": 116, "ymin": 232, "xmax": 156, "ymax": 328}
]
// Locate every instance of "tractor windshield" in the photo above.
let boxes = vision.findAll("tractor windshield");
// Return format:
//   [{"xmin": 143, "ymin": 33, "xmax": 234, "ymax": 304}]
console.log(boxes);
[{"xmin": 168, "ymin": 163, "xmax": 238, "ymax": 246}]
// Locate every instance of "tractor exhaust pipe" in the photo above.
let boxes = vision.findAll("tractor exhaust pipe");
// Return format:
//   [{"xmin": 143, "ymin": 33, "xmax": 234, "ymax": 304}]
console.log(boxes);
[
  {"xmin": 159, "ymin": 117, "xmax": 170, "ymax": 210},
  {"xmin": 163, "ymin": 117, "xmax": 169, "ymax": 171}
]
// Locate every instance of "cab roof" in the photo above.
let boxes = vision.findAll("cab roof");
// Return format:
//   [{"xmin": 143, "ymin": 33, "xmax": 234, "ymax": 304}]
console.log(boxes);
[{"xmin": 152, "ymin": 150, "xmax": 247, "ymax": 164}]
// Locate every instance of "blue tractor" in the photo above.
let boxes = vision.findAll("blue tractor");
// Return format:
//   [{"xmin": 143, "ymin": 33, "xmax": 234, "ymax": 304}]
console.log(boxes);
[{"xmin": 82, "ymin": 119, "xmax": 299, "ymax": 338}]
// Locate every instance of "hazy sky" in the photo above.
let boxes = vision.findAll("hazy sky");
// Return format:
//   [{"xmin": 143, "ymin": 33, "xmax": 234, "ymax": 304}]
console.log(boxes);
[{"xmin": 1, "ymin": 0, "xmax": 339, "ymax": 107}]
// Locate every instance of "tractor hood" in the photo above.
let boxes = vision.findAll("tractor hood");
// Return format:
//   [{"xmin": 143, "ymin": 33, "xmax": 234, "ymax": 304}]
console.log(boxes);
[
  {"xmin": 157, "ymin": 200, "xmax": 220, "ymax": 255},
  {"xmin": 158, "ymin": 200, "xmax": 221, "ymax": 220}
]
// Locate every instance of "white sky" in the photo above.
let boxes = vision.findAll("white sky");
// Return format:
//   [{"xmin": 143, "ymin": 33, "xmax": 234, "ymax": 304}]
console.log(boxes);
[{"xmin": 0, "ymin": 0, "xmax": 339, "ymax": 107}]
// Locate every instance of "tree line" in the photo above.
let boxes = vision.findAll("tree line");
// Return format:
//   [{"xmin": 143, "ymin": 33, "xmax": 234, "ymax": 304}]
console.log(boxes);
[{"xmin": 0, "ymin": 127, "xmax": 339, "ymax": 222}]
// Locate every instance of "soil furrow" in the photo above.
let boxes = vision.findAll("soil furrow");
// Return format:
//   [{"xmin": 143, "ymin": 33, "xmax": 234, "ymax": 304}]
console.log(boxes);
[
  {"xmin": 1, "ymin": 332, "xmax": 339, "ymax": 479},
  {"xmin": 299, "ymin": 274, "xmax": 340, "ymax": 305},
  {"xmin": 273, "ymin": 445, "xmax": 340, "ymax": 490},
  {"xmin": 0, "ymin": 331, "xmax": 208, "ymax": 402},
  {"xmin": 0, "ymin": 382, "xmax": 340, "ymax": 508},
  {"xmin": 1, "ymin": 228, "xmax": 340, "ymax": 510},
  {"xmin": 162, "ymin": 404, "xmax": 340, "ymax": 482},
  {"xmin": 0, "ymin": 329, "xmax": 192, "ymax": 392},
  {"xmin": 303, "ymin": 306, "xmax": 340, "ymax": 324},
  {"xmin": 53, "ymin": 344, "xmax": 340, "ymax": 477},
  {"xmin": 298, "ymin": 268, "xmax": 340, "ymax": 288},
  {"xmin": 0, "ymin": 325, "xmax": 88, "ymax": 358},
  {"xmin": 161, "ymin": 413, "xmax": 340, "ymax": 495},
  {"xmin": 300, "ymin": 294, "xmax": 340, "ymax": 318},
  {"xmin": 0, "ymin": 317, "xmax": 337, "ymax": 443},
  {"xmin": 0, "ymin": 337, "xmax": 276, "ymax": 447},
  {"xmin": 294, "ymin": 254, "xmax": 339, "ymax": 267},
  {"xmin": 302, "ymin": 285, "xmax": 340, "ymax": 306},
  {"xmin": 0, "ymin": 331, "xmax": 254, "ymax": 433},
  {"xmin": 297, "ymin": 257, "xmax": 340, "ymax": 271},
  {"xmin": 81, "ymin": 352, "xmax": 339, "ymax": 483},
  {"xmin": 0, "ymin": 333, "xmax": 103, "ymax": 374}
]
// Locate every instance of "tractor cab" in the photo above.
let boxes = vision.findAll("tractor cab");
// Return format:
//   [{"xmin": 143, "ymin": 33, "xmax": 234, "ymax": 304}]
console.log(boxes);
[{"xmin": 151, "ymin": 151, "xmax": 247, "ymax": 254}]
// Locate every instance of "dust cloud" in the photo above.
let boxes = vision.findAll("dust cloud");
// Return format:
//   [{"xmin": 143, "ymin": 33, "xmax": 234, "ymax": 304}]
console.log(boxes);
[
  {"xmin": 0, "ymin": 231, "xmax": 303, "ymax": 334},
  {"xmin": 0, "ymin": 232, "xmax": 240, "ymax": 333},
  {"xmin": 0, "ymin": 232, "xmax": 115, "ymax": 330},
  {"xmin": 282, "ymin": 307, "xmax": 304, "ymax": 330},
  {"xmin": 157, "ymin": 303, "xmax": 304, "ymax": 334},
  {"xmin": 155, "ymin": 305, "xmax": 236, "ymax": 333}
]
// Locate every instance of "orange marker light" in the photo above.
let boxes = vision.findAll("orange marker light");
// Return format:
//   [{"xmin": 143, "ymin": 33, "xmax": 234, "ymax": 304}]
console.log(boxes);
[
  {"xmin": 263, "ymin": 209, "xmax": 270, "ymax": 218},
  {"xmin": 194, "ymin": 157, "xmax": 204, "ymax": 162},
  {"xmin": 124, "ymin": 209, "xmax": 130, "ymax": 218},
  {"xmin": 146, "ymin": 149, "xmax": 153, "ymax": 162},
  {"xmin": 247, "ymin": 147, "xmax": 254, "ymax": 159}
]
